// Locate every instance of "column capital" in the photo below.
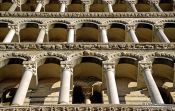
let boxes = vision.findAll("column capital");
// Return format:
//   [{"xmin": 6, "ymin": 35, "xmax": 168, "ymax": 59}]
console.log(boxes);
[
  {"xmin": 60, "ymin": 62, "xmax": 73, "ymax": 72},
  {"xmin": 36, "ymin": 0, "xmax": 45, "ymax": 6},
  {"xmin": 126, "ymin": 24, "xmax": 136, "ymax": 31},
  {"xmin": 139, "ymin": 61, "xmax": 152, "ymax": 72},
  {"xmin": 8, "ymin": 24, "xmax": 19, "ymax": 33},
  {"xmin": 67, "ymin": 25, "xmax": 76, "ymax": 29},
  {"xmin": 23, "ymin": 61, "xmax": 37, "ymax": 75},
  {"xmin": 103, "ymin": 0, "xmax": 113, "ymax": 4},
  {"xmin": 99, "ymin": 25, "xmax": 109, "ymax": 30},
  {"xmin": 12, "ymin": 0, "xmax": 20, "ymax": 7},
  {"xmin": 59, "ymin": 0, "xmax": 68, "ymax": 4},
  {"xmin": 154, "ymin": 24, "xmax": 164, "ymax": 30},
  {"xmin": 81, "ymin": 0, "xmax": 91, "ymax": 4},
  {"xmin": 150, "ymin": 0, "xmax": 160, "ymax": 4},
  {"xmin": 103, "ymin": 62, "xmax": 115, "ymax": 72},
  {"xmin": 126, "ymin": 0, "xmax": 137, "ymax": 4}
]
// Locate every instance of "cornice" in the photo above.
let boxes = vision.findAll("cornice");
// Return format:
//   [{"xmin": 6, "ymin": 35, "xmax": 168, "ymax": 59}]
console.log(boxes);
[
  {"xmin": 0, "ymin": 12, "xmax": 175, "ymax": 18},
  {"xmin": 0, "ymin": 43, "xmax": 175, "ymax": 51}
]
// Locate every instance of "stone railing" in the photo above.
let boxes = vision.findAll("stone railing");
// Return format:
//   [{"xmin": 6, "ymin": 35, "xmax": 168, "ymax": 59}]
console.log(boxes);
[
  {"xmin": 0, "ymin": 104, "xmax": 175, "ymax": 111},
  {"xmin": 0, "ymin": 42, "xmax": 174, "ymax": 51},
  {"xmin": 0, "ymin": 12, "xmax": 175, "ymax": 18}
]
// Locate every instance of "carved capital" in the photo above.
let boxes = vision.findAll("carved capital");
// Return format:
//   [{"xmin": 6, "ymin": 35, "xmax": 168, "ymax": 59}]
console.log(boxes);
[
  {"xmin": 67, "ymin": 25, "xmax": 76, "ymax": 29},
  {"xmin": 36, "ymin": 0, "xmax": 45, "ymax": 6},
  {"xmin": 150, "ymin": 0, "xmax": 159, "ymax": 4},
  {"xmin": 23, "ymin": 61, "xmax": 37, "ymax": 75},
  {"xmin": 103, "ymin": 0, "xmax": 113, "ymax": 4},
  {"xmin": 59, "ymin": 0, "xmax": 68, "ymax": 4},
  {"xmin": 99, "ymin": 25, "xmax": 109, "ymax": 30},
  {"xmin": 126, "ymin": 24, "xmax": 136, "ymax": 31},
  {"xmin": 82, "ymin": 0, "xmax": 91, "ymax": 5},
  {"xmin": 103, "ymin": 62, "xmax": 115, "ymax": 72},
  {"xmin": 139, "ymin": 61, "xmax": 152, "ymax": 72},
  {"xmin": 154, "ymin": 24, "xmax": 164, "ymax": 30},
  {"xmin": 60, "ymin": 62, "xmax": 73, "ymax": 73},
  {"xmin": 126, "ymin": 0, "xmax": 137, "ymax": 4},
  {"xmin": 8, "ymin": 24, "xmax": 19, "ymax": 34}
]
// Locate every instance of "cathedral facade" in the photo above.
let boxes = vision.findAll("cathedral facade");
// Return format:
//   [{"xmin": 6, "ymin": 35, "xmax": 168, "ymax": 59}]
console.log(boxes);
[{"xmin": 0, "ymin": 0, "xmax": 175, "ymax": 110}]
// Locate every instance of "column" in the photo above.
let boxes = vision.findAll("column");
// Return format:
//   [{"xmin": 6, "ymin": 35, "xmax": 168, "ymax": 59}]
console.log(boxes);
[
  {"xmin": 60, "ymin": 1, "xmax": 67, "ymax": 12},
  {"xmin": 12, "ymin": 61, "xmax": 36, "ymax": 105},
  {"xmin": 139, "ymin": 62, "xmax": 164, "ymax": 104},
  {"xmin": 36, "ymin": 25, "xmax": 46, "ymax": 43},
  {"xmin": 83, "ymin": 88, "xmax": 92, "ymax": 104},
  {"xmin": 59, "ymin": 63, "xmax": 72, "ymax": 104},
  {"xmin": 8, "ymin": 2, "xmax": 17, "ymax": 11},
  {"xmin": 155, "ymin": 25, "xmax": 170, "ymax": 43},
  {"xmin": 128, "ymin": 1, "xmax": 137, "ymax": 12},
  {"xmin": 153, "ymin": 2, "xmax": 163, "ymax": 12},
  {"xmin": 35, "ymin": 1, "xmax": 43, "ymax": 12},
  {"xmin": 106, "ymin": 1, "xmax": 113, "ymax": 13},
  {"xmin": 100, "ymin": 25, "xmax": 108, "ymax": 43},
  {"xmin": 82, "ymin": 1, "xmax": 90, "ymax": 12},
  {"xmin": 67, "ymin": 25, "xmax": 75, "ymax": 43},
  {"xmin": 3, "ymin": 25, "xmax": 17, "ymax": 43},
  {"xmin": 127, "ymin": 25, "xmax": 139, "ymax": 43},
  {"xmin": 103, "ymin": 63, "xmax": 120, "ymax": 104}
]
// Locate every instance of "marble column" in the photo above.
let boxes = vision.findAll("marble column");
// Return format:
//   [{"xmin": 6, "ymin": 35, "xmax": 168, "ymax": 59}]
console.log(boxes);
[
  {"xmin": 154, "ymin": 3, "xmax": 163, "ymax": 12},
  {"xmin": 59, "ymin": 64, "xmax": 72, "ymax": 104},
  {"xmin": 60, "ymin": 2, "xmax": 66, "ymax": 12},
  {"xmin": 107, "ymin": 1, "xmax": 113, "ymax": 13},
  {"xmin": 127, "ymin": 25, "xmax": 139, "ymax": 43},
  {"xmin": 100, "ymin": 26, "xmax": 108, "ymax": 43},
  {"xmin": 35, "ymin": 2, "xmax": 43, "ymax": 12},
  {"xmin": 36, "ymin": 26, "xmax": 46, "ymax": 43},
  {"xmin": 83, "ymin": 1, "xmax": 90, "ymax": 12},
  {"xmin": 139, "ymin": 62, "xmax": 164, "ymax": 104},
  {"xmin": 155, "ymin": 25, "xmax": 170, "ymax": 43},
  {"xmin": 3, "ymin": 25, "xmax": 16, "ymax": 43},
  {"xmin": 8, "ymin": 3, "xmax": 17, "ymax": 11},
  {"xmin": 12, "ymin": 62, "xmax": 36, "ymax": 105},
  {"xmin": 128, "ymin": 1, "xmax": 137, "ymax": 12},
  {"xmin": 104, "ymin": 63, "xmax": 120, "ymax": 104},
  {"xmin": 67, "ymin": 26, "xmax": 75, "ymax": 43}
]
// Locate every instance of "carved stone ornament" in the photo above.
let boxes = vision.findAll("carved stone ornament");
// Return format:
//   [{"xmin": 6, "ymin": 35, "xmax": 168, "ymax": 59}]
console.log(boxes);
[
  {"xmin": 103, "ymin": 62, "xmax": 115, "ymax": 72},
  {"xmin": 60, "ymin": 62, "xmax": 73, "ymax": 72},
  {"xmin": 154, "ymin": 24, "xmax": 164, "ymax": 30},
  {"xmin": 8, "ymin": 24, "xmax": 19, "ymax": 33},
  {"xmin": 23, "ymin": 61, "xmax": 37, "ymax": 75},
  {"xmin": 139, "ymin": 61, "xmax": 152, "ymax": 72},
  {"xmin": 126, "ymin": 24, "xmax": 136, "ymax": 31}
]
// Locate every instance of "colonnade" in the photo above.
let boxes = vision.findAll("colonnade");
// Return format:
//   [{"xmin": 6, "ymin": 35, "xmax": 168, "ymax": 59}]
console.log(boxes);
[
  {"xmin": 2, "ymin": 0, "xmax": 172, "ymax": 12},
  {"xmin": 8, "ymin": 60, "xmax": 166, "ymax": 105},
  {"xmin": 1, "ymin": 23, "xmax": 171, "ymax": 43}
]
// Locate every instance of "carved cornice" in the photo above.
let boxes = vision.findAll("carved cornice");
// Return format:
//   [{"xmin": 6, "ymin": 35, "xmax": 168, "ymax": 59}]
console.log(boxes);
[
  {"xmin": 0, "ymin": 43, "xmax": 174, "ymax": 51},
  {"xmin": 0, "ymin": 12, "xmax": 175, "ymax": 18},
  {"xmin": 0, "ymin": 104, "xmax": 174, "ymax": 111}
]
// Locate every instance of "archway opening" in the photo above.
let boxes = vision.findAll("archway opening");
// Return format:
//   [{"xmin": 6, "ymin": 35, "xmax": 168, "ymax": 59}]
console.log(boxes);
[
  {"xmin": 136, "ymin": 0, "xmax": 150, "ymax": 12},
  {"xmin": 113, "ymin": 0, "xmax": 127, "ymax": 12},
  {"xmin": 45, "ymin": 0, "xmax": 61, "ymax": 12},
  {"xmin": 49, "ymin": 23, "xmax": 67, "ymax": 42},
  {"xmin": 135, "ymin": 23, "xmax": 153, "ymax": 42},
  {"xmin": 0, "ymin": 0, "xmax": 12, "ymax": 11},
  {"xmin": 21, "ymin": 0, "xmax": 37, "ymax": 11},
  {"xmin": 73, "ymin": 57, "xmax": 103, "ymax": 104},
  {"xmin": 68, "ymin": 0, "xmax": 84, "ymax": 12},
  {"xmin": 164, "ymin": 23, "xmax": 175, "ymax": 42},
  {"xmin": 90, "ymin": 0, "xmax": 107, "ymax": 12},
  {"xmin": 107, "ymin": 23, "xmax": 125, "ymax": 42},
  {"xmin": 76, "ymin": 23, "xmax": 99, "ymax": 42},
  {"xmin": 159, "ymin": 0, "xmax": 173, "ymax": 11}
]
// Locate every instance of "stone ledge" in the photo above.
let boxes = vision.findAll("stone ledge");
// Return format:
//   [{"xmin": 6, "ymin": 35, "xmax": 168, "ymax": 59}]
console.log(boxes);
[
  {"xmin": 0, "ymin": 12, "xmax": 175, "ymax": 18},
  {"xmin": 0, "ymin": 104, "xmax": 175, "ymax": 111},
  {"xmin": 0, "ymin": 42, "xmax": 174, "ymax": 51}
]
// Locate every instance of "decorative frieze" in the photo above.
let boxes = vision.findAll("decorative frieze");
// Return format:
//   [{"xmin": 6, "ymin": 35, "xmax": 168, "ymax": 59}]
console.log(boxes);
[{"xmin": 0, "ymin": 12, "xmax": 175, "ymax": 18}]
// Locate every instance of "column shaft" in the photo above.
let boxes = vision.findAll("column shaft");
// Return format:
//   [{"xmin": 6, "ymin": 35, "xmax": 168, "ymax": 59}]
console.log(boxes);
[
  {"xmin": 36, "ymin": 29, "xmax": 45, "ymax": 43},
  {"xmin": 154, "ymin": 4, "xmax": 163, "ymax": 12},
  {"xmin": 60, "ymin": 3, "xmax": 66, "ymax": 12},
  {"xmin": 67, "ymin": 28, "xmax": 75, "ymax": 43},
  {"xmin": 35, "ymin": 3, "xmax": 42, "ymax": 12},
  {"xmin": 105, "ymin": 70, "xmax": 120, "ymax": 104},
  {"xmin": 156, "ymin": 29, "xmax": 170, "ymax": 43},
  {"xmin": 128, "ymin": 29, "xmax": 139, "ymax": 43},
  {"xmin": 3, "ymin": 29, "xmax": 15, "ymax": 43},
  {"xmin": 12, "ymin": 70, "xmax": 33, "ymax": 105},
  {"xmin": 107, "ymin": 4, "xmax": 113, "ymax": 13},
  {"xmin": 8, "ymin": 3, "xmax": 17, "ymax": 11},
  {"xmin": 130, "ymin": 3, "xmax": 137, "ymax": 12},
  {"xmin": 101, "ymin": 29, "xmax": 108, "ymax": 43},
  {"xmin": 84, "ymin": 4, "xmax": 90, "ymax": 12},
  {"xmin": 143, "ymin": 69, "xmax": 164, "ymax": 104},
  {"xmin": 59, "ymin": 69, "xmax": 71, "ymax": 104}
]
